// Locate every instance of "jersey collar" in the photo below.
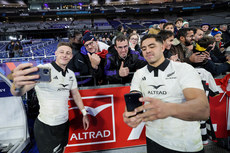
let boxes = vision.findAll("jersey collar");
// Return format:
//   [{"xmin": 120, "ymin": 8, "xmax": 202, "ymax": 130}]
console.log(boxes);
[
  {"xmin": 147, "ymin": 59, "xmax": 169, "ymax": 75},
  {"xmin": 51, "ymin": 61, "xmax": 68, "ymax": 77}
]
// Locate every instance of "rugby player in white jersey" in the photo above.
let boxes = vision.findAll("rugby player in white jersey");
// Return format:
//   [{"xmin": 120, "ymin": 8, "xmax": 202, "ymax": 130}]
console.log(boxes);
[
  {"xmin": 123, "ymin": 34, "xmax": 209, "ymax": 153},
  {"xmin": 11, "ymin": 42, "xmax": 89, "ymax": 153}
]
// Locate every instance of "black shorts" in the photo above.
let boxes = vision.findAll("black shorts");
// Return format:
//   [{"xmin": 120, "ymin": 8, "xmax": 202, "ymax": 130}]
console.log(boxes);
[
  {"xmin": 34, "ymin": 118, "xmax": 69, "ymax": 153},
  {"xmin": 146, "ymin": 137, "xmax": 205, "ymax": 153}
]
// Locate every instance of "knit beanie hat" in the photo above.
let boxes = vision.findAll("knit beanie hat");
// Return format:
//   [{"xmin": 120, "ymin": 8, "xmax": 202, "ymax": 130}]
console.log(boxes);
[
  {"xmin": 211, "ymin": 27, "xmax": 222, "ymax": 37},
  {"xmin": 200, "ymin": 23, "xmax": 210, "ymax": 28},
  {"xmin": 82, "ymin": 31, "xmax": 97, "ymax": 44},
  {"xmin": 160, "ymin": 19, "xmax": 168, "ymax": 24},
  {"xmin": 182, "ymin": 21, "xmax": 189, "ymax": 27}
]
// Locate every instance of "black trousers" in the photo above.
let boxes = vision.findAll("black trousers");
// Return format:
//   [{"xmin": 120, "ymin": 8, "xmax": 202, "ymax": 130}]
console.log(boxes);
[{"xmin": 146, "ymin": 137, "xmax": 205, "ymax": 153}]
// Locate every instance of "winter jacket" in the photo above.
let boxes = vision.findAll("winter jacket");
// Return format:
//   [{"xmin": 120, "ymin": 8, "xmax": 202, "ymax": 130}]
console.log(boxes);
[{"xmin": 104, "ymin": 45, "xmax": 147, "ymax": 84}]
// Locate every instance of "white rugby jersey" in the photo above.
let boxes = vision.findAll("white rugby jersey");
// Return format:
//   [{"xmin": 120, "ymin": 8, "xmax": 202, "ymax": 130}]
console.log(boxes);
[
  {"xmin": 35, "ymin": 62, "xmax": 78, "ymax": 126},
  {"xmin": 131, "ymin": 59, "xmax": 204, "ymax": 152}
]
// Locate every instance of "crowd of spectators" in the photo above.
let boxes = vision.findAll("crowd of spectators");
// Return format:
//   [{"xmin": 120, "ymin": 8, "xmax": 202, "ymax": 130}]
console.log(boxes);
[
  {"xmin": 4, "ymin": 18, "xmax": 230, "ymax": 87},
  {"xmin": 65, "ymin": 18, "xmax": 230, "ymax": 87}
]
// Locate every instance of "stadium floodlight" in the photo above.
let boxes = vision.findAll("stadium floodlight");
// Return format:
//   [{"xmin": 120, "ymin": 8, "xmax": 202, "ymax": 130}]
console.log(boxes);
[{"xmin": 9, "ymin": 36, "xmax": 17, "ymax": 40}]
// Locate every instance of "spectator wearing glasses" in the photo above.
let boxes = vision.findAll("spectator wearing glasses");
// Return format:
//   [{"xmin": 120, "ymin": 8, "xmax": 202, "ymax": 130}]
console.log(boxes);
[
  {"xmin": 71, "ymin": 30, "xmax": 109, "ymax": 86},
  {"xmin": 129, "ymin": 33, "xmax": 141, "ymax": 54},
  {"xmin": 104, "ymin": 34, "xmax": 147, "ymax": 84}
]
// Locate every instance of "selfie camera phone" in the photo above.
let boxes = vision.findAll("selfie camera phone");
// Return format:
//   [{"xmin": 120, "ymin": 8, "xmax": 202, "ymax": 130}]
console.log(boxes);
[
  {"xmin": 124, "ymin": 92, "xmax": 143, "ymax": 114},
  {"xmin": 26, "ymin": 67, "xmax": 51, "ymax": 82}
]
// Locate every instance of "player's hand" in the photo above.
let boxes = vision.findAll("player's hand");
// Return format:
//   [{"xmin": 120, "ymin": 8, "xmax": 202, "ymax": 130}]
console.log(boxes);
[
  {"xmin": 135, "ymin": 97, "xmax": 171, "ymax": 122},
  {"xmin": 83, "ymin": 115, "xmax": 90, "ymax": 130},
  {"xmin": 170, "ymin": 54, "xmax": 180, "ymax": 62},
  {"xmin": 12, "ymin": 63, "xmax": 39, "ymax": 88},
  {"xmin": 123, "ymin": 110, "xmax": 142, "ymax": 128},
  {"xmin": 189, "ymin": 52, "xmax": 206, "ymax": 63}
]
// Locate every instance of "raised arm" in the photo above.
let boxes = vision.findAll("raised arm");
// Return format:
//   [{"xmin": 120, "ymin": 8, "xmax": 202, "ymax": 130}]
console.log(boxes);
[
  {"xmin": 135, "ymin": 88, "xmax": 209, "ymax": 122},
  {"xmin": 10, "ymin": 63, "xmax": 39, "ymax": 96}
]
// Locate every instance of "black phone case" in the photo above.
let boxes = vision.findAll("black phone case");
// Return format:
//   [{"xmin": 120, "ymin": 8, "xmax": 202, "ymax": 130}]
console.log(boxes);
[{"xmin": 124, "ymin": 92, "xmax": 142, "ymax": 112}]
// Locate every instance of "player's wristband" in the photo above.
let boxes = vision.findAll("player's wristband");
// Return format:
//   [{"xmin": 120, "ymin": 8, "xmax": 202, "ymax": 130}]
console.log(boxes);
[{"xmin": 81, "ymin": 108, "xmax": 87, "ymax": 116}]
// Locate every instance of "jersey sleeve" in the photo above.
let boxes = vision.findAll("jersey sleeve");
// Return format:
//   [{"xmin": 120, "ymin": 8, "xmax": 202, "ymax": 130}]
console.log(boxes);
[
  {"xmin": 130, "ymin": 69, "xmax": 142, "ymax": 92},
  {"xmin": 70, "ymin": 71, "xmax": 78, "ymax": 90},
  {"xmin": 179, "ymin": 63, "xmax": 204, "ymax": 90}
]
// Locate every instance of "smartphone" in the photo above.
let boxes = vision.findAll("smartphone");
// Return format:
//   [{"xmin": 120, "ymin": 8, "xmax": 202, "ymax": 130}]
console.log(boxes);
[
  {"xmin": 124, "ymin": 92, "xmax": 143, "ymax": 113},
  {"xmin": 26, "ymin": 67, "xmax": 51, "ymax": 82},
  {"xmin": 206, "ymin": 46, "xmax": 213, "ymax": 52}
]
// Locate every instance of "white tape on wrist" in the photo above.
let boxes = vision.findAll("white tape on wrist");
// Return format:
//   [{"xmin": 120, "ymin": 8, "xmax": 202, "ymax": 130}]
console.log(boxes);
[{"xmin": 81, "ymin": 108, "xmax": 87, "ymax": 116}]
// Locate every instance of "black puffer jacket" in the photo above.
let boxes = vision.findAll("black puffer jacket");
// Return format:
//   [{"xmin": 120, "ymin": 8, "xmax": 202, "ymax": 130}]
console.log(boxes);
[{"xmin": 104, "ymin": 45, "xmax": 147, "ymax": 84}]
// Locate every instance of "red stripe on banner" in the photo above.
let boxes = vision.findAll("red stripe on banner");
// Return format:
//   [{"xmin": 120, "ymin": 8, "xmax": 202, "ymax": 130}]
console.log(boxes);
[
  {"xmin": 5, "ymin": 62, "xmax": 16, "ymax": 71},
  {"xmin": 209, "ymin": 79, "xmax": 230, "ymax": 138}
]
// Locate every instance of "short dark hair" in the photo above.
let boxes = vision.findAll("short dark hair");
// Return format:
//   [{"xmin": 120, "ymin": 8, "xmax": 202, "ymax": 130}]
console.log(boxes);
[
  {"xmin": 158, "ymin": 30, "xmax": 174, "ymax": 41},
  {"xmin": 176, "ymin": 28, "xmax": 193, "ymax": 39},
  {"xmin": 117, "ymin": 24, "xmax": 124, "ymax": 32},
  {"xmin": 163, "ymin": 22, "xmax": 174, "ymax": 29},
  {"xmin": 193, "ymin": 28, "xmax": 202, "ymax": 34},
  {"xmin": 68, "ymin": 30, "xmax": 82, "ymax": 38},
  {"xmin": 115, "ymin": 34, "xmax": 128, "ymax": 46},
  {"xmin": 57, "ymin": 42, "xmax": 72, "ymax": 48},
  {"xmin": 197, "ymin": 36, "xmax": 215, "ymax": 48},
  {"xmin": 175, "ymin": 17, "xmax": 183, "ymax": 24},
  {"xmin": 140, "ymin": 34, "xmax": 163, "ymax": 47}
]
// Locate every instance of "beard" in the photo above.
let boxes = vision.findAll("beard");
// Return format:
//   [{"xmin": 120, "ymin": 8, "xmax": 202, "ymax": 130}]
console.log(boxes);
[{"xmin": 185, "ymin": 40, "xmax": 192, "ymax": 46}]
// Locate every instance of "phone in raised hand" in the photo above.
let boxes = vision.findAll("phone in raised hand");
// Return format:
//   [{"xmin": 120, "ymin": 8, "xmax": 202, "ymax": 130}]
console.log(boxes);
[{"xmin": 124, "ymin": 92, "xmax": 143, "ymax": 114}]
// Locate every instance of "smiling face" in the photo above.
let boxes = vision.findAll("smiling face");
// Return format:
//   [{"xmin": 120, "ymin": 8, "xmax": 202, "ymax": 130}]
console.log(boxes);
[
  {"xmin": 202, "ymin": 25, "xmax": 209, "ymax": 32},
  {"xmin": 185, "ymin": 30, "xmax": 195, "ymax": 46},
  {"xmin": 129, "ymin": 34, "xmax": 139, "ymax": 46},
  {"xmin": 164, "ymin": 25, "xmax": 174, "ymax": 33},
  {"xmin": 175, "ymin": 21, "xmax": 183, "ymax": 29},
  {"xmin": 164, "ymin": 36, "xmax": 174, "ymax": 50},
  {"xmin": 84, "ymin": 40, "xmax": 99, "ymax": 53},
  {"xmin": 214, "ymin": 33, "xmax": 222, "ymax": 42},
  {"xmin": 141, "ymin": 37, "xmax": 165, "ymax": 67},
  {"xmin": 55, "ymin": 45, "xmax": 73, "ymax": 69}
]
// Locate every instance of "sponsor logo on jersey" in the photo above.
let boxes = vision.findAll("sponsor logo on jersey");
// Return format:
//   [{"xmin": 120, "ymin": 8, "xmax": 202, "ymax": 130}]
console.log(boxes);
[
  {"xmin": 142, "ymin": 77, "xmax": 146, "ymax": 81},
  {"xmin": 167, "ymin": 71, "xmax": 175, "ymax": 77},
  {"xmin": 69, "ymin": 76, "xmax": 74, "ymax": 81},
  {"xmin": 53, "ymin": 76, "xmax": 58, "ymax": 79},
  {"xmin": 166, "ymin": 71, "xmax": 176, "ymax": 79},
  {"xmin": 57, "ymin": 84, "xmax": 69, "ymax": 91},
  {"xmin": 60, "ymin": 84, "xmax": 69, "ymax": 87},
  {"xmin": 148, "ymin": 85, "xmax": 167, "ymax": 95},
  {"xmin": 149, "ymin": 85, "xmax": 164, "ymax": 89}
]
